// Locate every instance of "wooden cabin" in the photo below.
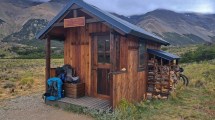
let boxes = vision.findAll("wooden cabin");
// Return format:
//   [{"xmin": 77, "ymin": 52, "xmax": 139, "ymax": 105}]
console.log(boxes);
[{"xmin": 37, "ymin": 0, "xmax": 179, "ymax": 109}]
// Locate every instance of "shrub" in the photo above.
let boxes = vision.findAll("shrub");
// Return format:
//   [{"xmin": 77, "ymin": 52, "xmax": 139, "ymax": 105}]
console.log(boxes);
[
  {"xmin": 20, "ymin": 77, "xmax": 34, "ymax": 86},
  {"xmin": 195, "ymin": 80, "xmax": 205, "ymax": 88},
  {"xmin": 180, "ymin": 44, "xmax": 215, "ymax": 63},
  {"xmin": 64, "ymin": 104, "xmax": 85, "ymax": 114},
  {"xmin": 10, "ymin": 46, "xmax": 64, "ymax": 59}
]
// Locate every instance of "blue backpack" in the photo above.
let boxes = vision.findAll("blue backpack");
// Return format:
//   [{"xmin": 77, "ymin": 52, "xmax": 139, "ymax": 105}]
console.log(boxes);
[{"xmin": 46, "ymin": 77, "xmax": 63, "ymax": 101}]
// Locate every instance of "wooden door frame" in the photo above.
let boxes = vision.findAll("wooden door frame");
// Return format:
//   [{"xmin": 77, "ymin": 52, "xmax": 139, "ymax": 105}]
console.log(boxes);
[{"xmin": 91, "ymin": 33, "xmax": 113, "ymax": 100}]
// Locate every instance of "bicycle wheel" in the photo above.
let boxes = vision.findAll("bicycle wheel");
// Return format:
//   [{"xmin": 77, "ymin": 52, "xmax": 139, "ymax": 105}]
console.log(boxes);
[{"xmin": 180, "ymin": 74, "xmax": 189, "ymax": 86}]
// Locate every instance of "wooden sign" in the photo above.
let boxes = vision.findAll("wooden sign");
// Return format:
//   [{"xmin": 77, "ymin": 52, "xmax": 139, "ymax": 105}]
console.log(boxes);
[{"xmin": 64, "ymin": 17, "xmax": 85, "ymax": 28}]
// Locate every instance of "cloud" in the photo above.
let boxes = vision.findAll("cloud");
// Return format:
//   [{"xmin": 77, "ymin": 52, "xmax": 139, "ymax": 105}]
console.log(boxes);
[
  {"xmin": 29, "ymin": 0, "xmax": 50, "ymax": 2},
  {"xmin": 27, "ymin": 0, "xmax": 215, "ymax": 16},
  {"xmin": 83, "ymin": 0, "xmax": 215, "ymax": 16}
]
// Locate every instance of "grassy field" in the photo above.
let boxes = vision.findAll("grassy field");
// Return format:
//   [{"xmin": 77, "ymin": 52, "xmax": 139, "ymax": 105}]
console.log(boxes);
[
  {"xmin": 57, "ymin": 59, "xmax": 215, "ymax": 120},
  {"xmin": 0, "ymin": 59, "xmax": 64, "ymax": 100},
  {"xmin": 0, "ymin": 52, "xmax": 214, "ymax": 119},
  {"xmin": 161, "ymin": 45, "xmax": 198, "ymax": 56},
  {"xmin": 89, "ymin": 45, "xmax": 215, "ymax": 119},
  {"xmin": 90, "ymin": 60, "xmax": 215, "ymax": 120}
]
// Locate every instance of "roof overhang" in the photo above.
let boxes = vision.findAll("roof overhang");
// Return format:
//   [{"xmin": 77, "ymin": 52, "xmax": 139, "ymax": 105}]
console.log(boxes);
[{"xmin": 147, "ymin": 49, "xmax": 180, "ymax": 61}]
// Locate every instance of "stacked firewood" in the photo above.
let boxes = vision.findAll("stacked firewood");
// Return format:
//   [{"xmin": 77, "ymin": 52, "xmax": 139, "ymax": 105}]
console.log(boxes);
[{"xmin": 147, "ymin": 59, "xmax": 171, "ymax": 100}]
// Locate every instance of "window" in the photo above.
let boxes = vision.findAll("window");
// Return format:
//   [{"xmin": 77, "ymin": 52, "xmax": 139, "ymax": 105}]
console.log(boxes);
[
  {"xmin": 97, "ymin": 35, "xmax": 110, "ymax": 63},
  {"xmin": 139, "ymin": 41, "xmax": 146, "ymax": 68}
]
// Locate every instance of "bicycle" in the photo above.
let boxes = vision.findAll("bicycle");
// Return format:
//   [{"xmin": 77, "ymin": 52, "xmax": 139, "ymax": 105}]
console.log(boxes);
[{"xmin": 173, "ymin": 67, "xmax": 189, "ymax": 86}]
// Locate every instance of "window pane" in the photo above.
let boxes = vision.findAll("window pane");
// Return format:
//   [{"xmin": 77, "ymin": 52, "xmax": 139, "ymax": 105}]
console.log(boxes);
[
  {"xmin": 139, "ymin": 53, "xmax": 144, "ymax": 66},
  {"xmin": 97, "ymin": 68, "xmax": 110, "ymax": 95},
  {"xmin": 105, "ymin": 53, "xmax": 110, "ymax": 63},
  {"xmin": 97, "ymin": 69, "xmax": 102, "ymax": 94},
  {"xmin": 98, "ymin": 53, "xmax": 104, "ymax": 63},
  {"xmin": 139, "ymin": 42, "xmax": 145, "ymax": 67},
  {"xmin": 98, "ymin": 39, "xmax": 104, "ymax": 51},
  {"xmin": 105, "ymin": 38, "xmax": 110, "ymax": 63},
  {"xmin": 97, "ymin": 35, "xmax": 110, "ymax": 63},
  {"xmin": 105, "ymin": 39, "xmax": 110, "ymax": 51}
]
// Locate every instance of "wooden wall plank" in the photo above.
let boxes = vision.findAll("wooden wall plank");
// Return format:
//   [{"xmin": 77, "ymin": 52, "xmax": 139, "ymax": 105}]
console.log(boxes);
[
  {"xmin": 119, "ymin": 36, "xmax": 128, "ymax": 70},
  {"xmin": 64, "ymin": 22, "xmax": 109, "ymax": 97},
  {"xmin": 112, "ymin": 36, "xmax": 147, "ymax": 107},
  {"xmin": 63, "ymin": 22, "xmax": 160, "ymax": 107},
  {"xmin": 112, "ymin": 70, "xmax": 146, "ymax": 107},
  {"xmin": 146, "ymin": 41, "xmax": 161, "ymax": 50}
]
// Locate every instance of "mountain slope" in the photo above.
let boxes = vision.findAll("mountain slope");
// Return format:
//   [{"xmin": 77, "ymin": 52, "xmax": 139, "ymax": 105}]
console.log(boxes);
[
  {"xmin": 0, "ymin": 0, "xmax": 66, "ymax": 40},
  {"xmin": 129, "ymin": 9, "xmax": 215, "ymax": 45},
  {"xmin": 0, "ymin": 1, "xmax": 215, "ymax": 46},
  {"xmin": 2, "ymin": 19, "xmax": 48, "ymax": 47}
]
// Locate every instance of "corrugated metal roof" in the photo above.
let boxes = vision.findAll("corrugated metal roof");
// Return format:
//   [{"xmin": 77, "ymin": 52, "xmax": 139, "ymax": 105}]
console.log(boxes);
[
  {"xmin": 147, "ymin": 49, "xmax": 180, "ymax": 60},
  {"xmin": 36, "ymin": 0, "xmax": 170, "ymax": 45}
]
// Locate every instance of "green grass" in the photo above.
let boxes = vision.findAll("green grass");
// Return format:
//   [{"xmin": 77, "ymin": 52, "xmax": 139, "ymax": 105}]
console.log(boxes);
[
  {"xmin": 0, "ymin": 46, "xmax": 214, "ymax": 119},
  {"xmin": 59, "ymin": 60, "xmax": 215, "ymax": 120},
  {"xmin": 20, "ymin": 77, "xmax": 34, "ymax": 86},
  {"xmin": 161, "ymin": 45, "xmax": 198, "ymax": 56},
  {"xmin": 64, "ymin": 104, "xmax": 86, "ymax": 114},
  {"xmin": 0, "ymin": 59, "xmax": 64, "ymax": 99},
  {"xmin": 90, "ymin": 60, "xmax": 215, "ymax": 120}
]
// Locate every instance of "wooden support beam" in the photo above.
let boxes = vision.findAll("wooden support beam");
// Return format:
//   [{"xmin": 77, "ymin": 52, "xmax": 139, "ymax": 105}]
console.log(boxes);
[
  {"xmin": 49, "ymin": 35, "xmax": 65, "ymax": 41},
  {"xmin": 110, "ymin": 29, "xmax": 117, "ymax": 71},
  {"xmin": 110, "ymin": 29, "xmax": 115, "ymax": 108},
  {"xmin": 68, "ymin": 4, "xmax": 82, "ymax": 10},
  {"xmin": 53, "ymin": 18, "xmax": 104, "ymax": 27},
  {"xmin": 86, "ymin": 18, "xmax": 104, "ymax": 23},
  {"xmin": 45, "ymin": 36, "xmax": 51, "ymax": 92},
  {"xmin": 115, "ymin": 35, "xmax": 120, "ymax": 71},
  {"xmin": 73, "ymin": 9, "xmax": 77, "ymax": 18},
  {"xmin": 53, "ymin": 22, "xmax": 64, "ymax": 27}
]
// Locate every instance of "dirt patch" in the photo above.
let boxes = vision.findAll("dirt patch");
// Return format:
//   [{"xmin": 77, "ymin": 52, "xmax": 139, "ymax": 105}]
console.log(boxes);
[
  {"xmin": 0, "ymin": 93, "xmax": 93, "ymax": 120},
  {"xmin": 202, "ymin": 100, "xmax": 215, "ymax": 117}
]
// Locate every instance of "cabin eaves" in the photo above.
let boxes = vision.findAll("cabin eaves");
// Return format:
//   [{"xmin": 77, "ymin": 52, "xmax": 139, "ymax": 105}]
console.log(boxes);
[{"xmin": 148, "ymin": 49, "xmax": 180, "ymax": 61}]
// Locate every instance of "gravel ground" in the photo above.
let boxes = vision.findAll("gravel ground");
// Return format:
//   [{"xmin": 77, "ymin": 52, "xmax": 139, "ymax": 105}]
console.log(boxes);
[{"xmin": 0, "ymin": 93, "xmax": 93, "ymax": 120}]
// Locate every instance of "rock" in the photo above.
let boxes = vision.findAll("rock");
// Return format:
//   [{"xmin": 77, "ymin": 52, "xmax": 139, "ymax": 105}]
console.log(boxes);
[{"xmin": 6, "ymin": 88, "xmax": 15, "ymax": 94}]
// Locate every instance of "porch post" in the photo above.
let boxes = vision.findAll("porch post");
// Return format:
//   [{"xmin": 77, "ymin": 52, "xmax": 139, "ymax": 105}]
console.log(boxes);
[
  {"xmin": 45, "ymin": 36, "xmax": 51, "ymax": 92},
  {"xmin": 110, "ymin": 29, "xmax": 115, "ymax": 107}
]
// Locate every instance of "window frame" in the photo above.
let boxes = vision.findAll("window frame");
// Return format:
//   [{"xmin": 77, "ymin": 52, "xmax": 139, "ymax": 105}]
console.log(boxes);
[
  {"xmin": 138, "ymin": 40, "xmax": 146, "ymax": 70},
  {"xmin": 97, "ymin": 35, "xmax": 111, "ymax": 64}
]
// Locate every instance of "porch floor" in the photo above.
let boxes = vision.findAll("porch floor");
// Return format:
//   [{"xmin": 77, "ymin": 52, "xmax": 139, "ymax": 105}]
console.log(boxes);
[{"xmin": 46, "ymin": 96, "xmax": 111, "ymax": 110}]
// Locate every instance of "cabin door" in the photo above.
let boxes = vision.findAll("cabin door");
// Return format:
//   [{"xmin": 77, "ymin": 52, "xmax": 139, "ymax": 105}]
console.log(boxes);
[{"xmin": 92, "ymin": 35, "xmax": 111, "ymax": 99}]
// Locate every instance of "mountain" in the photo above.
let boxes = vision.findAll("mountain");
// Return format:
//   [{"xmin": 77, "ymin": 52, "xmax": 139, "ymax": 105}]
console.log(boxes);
[
  {"xmin": 3, "ymin": 19, "xmax": 48, "ymax": 46},
  {"xmin": 0, "ymin": 0, "xmax": 215, "ymax": 48},
  {"xmin": 129, "ymin": 9, "xmax": 215, "ymax": 45},
  {"xmin": 0, "ymin": 0, "xmax": 67, "ymax": 40},
  {"xmin": 0, "ymin": 0, "xmax": 67, "ymax": 58}
]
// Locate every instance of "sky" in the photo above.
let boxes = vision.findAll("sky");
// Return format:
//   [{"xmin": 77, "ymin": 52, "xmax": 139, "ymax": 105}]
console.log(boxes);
[{"xmin": 30, "ymin": 0, "xmax": 215, "ymax": 16}]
